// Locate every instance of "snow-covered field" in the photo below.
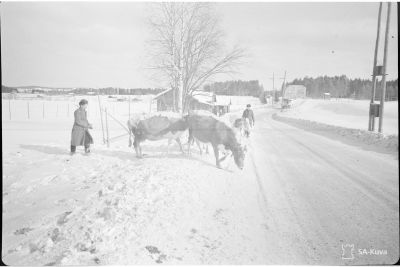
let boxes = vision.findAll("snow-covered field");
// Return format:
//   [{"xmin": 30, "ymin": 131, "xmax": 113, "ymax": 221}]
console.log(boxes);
[
  {"xmin": 1, "ymin": 94, "xmax": 258, "ymax": 265},
  {"xmin": 280, "ymin": 99, "xmax": 398, "ymax": 135},
  {"xmin": 2, "ymin": 95, "xmax": 398, "ymax": 265}
]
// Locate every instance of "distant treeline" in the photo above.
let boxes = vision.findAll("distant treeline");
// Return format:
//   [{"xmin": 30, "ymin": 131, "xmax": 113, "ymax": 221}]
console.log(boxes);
[
  {"xmin": 1, "ymin": 86, "xmax": 165, "ymax": 95},
  {"xmin": 77, "ymin": 87, "xmax": 165, "ymax": 95},
  {"xmin": 4, "ymin": 75, "xmax": 398, "ymax": 101},
  {"xmin": 289, "ymin": 76, "xmax": 398, "ymax": 100},
  {"xmin": 203, "ymin": 80, "xmax": 264, "ymax": 97}
]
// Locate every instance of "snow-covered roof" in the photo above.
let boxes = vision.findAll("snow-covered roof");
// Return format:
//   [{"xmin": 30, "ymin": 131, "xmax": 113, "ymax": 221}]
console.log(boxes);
[
  {"xmin": 192, "ymin": 91, "xmax": 214, "ymax": 105},
  {"xmin": 214, "ymin": 95, "xmax": 232, "ymax": 106},
  {"xmin": 153, "ymin": 88, "xmax": 173, "ymax": 99}
]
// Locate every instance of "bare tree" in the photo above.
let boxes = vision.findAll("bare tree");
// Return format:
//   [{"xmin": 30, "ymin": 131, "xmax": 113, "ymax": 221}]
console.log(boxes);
[{"xmin": 148, "ymin": 3, "xmax": 245, "ymax": 113}]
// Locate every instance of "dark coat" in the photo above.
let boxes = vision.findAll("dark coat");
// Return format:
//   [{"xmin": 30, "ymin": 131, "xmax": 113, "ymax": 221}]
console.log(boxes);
[
  {"xmin": 71, "ymin": 108, "xmax": 93, "ymax": 146},
  {"xmin": 242, "ymin": 109, "xmax": 255, "ymax": 125}
]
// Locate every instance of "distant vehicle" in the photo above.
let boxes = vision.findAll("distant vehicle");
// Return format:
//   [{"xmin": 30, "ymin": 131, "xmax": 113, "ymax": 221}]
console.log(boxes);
[
  {"xmin": 117, "ymin": 98, "xmax": 126, "ymax": 102},
  {"xmin": 281, "ymin": 98, "xmax": 292, "ymax": 109},
  {"xmin": 108, "ymin": 95, "xmax": 116, "ymax": 98}
]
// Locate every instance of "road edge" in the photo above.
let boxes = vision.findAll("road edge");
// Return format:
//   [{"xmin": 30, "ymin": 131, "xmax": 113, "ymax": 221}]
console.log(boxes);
[{"xmin": 271, "ymin": 112, "xmax": 398, "ymax": 156}]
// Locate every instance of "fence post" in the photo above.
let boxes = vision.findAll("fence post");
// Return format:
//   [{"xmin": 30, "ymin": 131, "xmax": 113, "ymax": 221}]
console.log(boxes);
[
  {"xmin": 42, "ymin": 102, "xmax": 45, "ymax": 119},
  {"xmin": 27, "ymin": 101, "xmax": 30, "ymax": 119},
  {"xmin": 98, "ymin": 95, "xmax": 105, "ymax": 144},
  {"xmin": 105, "ymin": 108, "xmax": 110, "ymax": 148},
  {"xmin": 9, "ymin": 98, "xmax": 11, "ymax": 120},
  {"xmin": 128, "ymin": 95, "xmax": 131, "ymax": 121}
]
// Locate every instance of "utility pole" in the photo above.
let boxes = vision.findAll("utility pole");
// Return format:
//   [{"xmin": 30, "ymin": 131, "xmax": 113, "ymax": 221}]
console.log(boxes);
[
  {"xmin": 378, "ymin": 2, "xmax": 391, "ymax": 133},
  {"xmin": 280, "ymin": 71, "xmax": 287, "ymax": 99},
  {"xmin": 368, "ymin": 2, "xmax": 382, "ymax": 131},
  {"xmin": 270, "ymin": 73, "xmax": 275, "ymax": 103}
]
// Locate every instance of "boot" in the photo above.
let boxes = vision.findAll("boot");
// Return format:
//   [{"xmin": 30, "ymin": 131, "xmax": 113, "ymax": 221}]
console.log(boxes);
[
  {"xmin": 85, "ymin": 146, "xmax": 91, "ymax": 153},
  {"xmin": 70, "ymin": 145, "xmax": 76, "ymax": 155}
]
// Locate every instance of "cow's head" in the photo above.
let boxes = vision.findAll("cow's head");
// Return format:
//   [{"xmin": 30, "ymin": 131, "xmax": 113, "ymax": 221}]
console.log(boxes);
[{"xmin": 232, "ymin": 144, "xmax": 246, "ymax": 170}]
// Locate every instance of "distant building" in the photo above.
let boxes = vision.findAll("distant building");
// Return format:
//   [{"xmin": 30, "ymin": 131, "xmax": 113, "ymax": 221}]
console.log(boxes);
[
  {"xmin": 283, "ymin": 85, "xmax": 306, "ymax": 99},
  {"xmin": 323, "ymin": 92, "xmax": 331, "ymax": 100},
  {"xmin": 154, "ymin": 89, "xmax": 230, "ymax": 115},
  {"xmin": 17, "ymin": 88, "xmax": 33, "ymax": 93}
]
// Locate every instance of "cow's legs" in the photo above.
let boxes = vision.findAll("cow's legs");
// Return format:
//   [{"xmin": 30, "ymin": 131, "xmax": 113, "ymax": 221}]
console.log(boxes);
[
  {"xmin": 167, "ymin": 138, "xmax": 172, "ymax": 154},
  {"xmin": 176, "ymin": 138, "xmax": 185, "ymax": 154},
  {"xmin": 133, "ymin": 137, "xmax": 142, "ymax": 158},
  {"xmin": 212, "ymin": 143, "xmax": 221, "ymax": 168},
  {"xmin": 187, "ymin": 129, "xmax": 194, "ymax": 155},
  {"xmin": 195, "ymin": 139, "xmax": 203, "ymax": 155}
]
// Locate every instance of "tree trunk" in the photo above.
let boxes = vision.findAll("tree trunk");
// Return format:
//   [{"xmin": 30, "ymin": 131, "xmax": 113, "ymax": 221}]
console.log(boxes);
[{"xmin": 177, "ymin": 3, "xmax": 184, "ymax": 113}]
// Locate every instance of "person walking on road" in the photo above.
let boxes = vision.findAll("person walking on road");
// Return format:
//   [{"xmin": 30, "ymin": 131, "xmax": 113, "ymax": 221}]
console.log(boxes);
[
  {"xmin": 242, "ymin": 104, "xmax": 255, "ymax": 137},
  {"xmin": 70, "ymin": 99, "xmax": 93, "ymax": 154}
]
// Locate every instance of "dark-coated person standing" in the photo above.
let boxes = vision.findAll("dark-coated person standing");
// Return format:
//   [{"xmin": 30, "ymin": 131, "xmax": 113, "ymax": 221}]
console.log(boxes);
[{"xmin": 70, "ymin": 99, "xmax": 93, "ymax": 154}]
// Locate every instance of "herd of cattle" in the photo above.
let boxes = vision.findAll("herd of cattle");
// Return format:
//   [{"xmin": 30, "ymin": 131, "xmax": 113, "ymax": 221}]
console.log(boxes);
[{"xmin": 127, "ymin": 111, "xmax": 249, "ymax": 169}]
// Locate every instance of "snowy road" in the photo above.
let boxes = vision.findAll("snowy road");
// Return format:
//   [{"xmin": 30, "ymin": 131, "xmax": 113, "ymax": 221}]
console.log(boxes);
[
  {"xmin": 247, "ymin": 109, "xmax": 399, "ymax": 264},
  {"xmin": 2, "ymin": 107, "xmax": 399, "ymax": 265}
]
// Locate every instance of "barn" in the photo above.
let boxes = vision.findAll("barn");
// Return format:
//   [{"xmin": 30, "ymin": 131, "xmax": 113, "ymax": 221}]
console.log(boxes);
[
  {"xmin": 154, "ymin": 89, "xmax": 230, "ymax": 115},
  {"xmin": 283, "ymin": 85, "xmax": 307, "ymax": 99}
]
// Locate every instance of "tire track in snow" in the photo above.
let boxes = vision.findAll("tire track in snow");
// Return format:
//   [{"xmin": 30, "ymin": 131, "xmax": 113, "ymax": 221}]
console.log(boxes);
[{"xmin": 269, "ymin": 117, "xmax": 398, "ymax": 212}]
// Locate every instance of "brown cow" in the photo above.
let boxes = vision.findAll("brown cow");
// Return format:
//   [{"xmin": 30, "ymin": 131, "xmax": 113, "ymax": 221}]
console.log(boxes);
[{"xmin": 185, "ymin": 113, "xmax": 246, "ymax": 169}]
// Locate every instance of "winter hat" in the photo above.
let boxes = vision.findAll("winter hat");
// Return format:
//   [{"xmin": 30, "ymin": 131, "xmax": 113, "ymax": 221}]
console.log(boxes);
[{"xmin": 79, "ymin": 99, "xmax": 88, "ymax": 106}]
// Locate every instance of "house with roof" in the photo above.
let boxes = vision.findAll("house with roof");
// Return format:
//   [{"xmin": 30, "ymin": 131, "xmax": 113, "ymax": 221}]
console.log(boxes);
[{"xmin": 153, "ymin": 88, "xmax": 231, "ymax": 115}]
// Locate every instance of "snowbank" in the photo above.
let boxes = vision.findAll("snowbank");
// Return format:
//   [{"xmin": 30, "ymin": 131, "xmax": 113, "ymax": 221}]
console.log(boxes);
[
  {"xmin": 280, "ymin": 99, "xmax": 398, "ymax": 135},
  {"xmin": 272, "ymin": 113, "xmax": 398, "ymax": 155}
]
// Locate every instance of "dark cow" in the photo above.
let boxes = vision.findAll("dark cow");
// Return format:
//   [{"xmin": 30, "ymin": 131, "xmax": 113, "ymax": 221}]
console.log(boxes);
[
  {"xmin": 185, "ymin": 113, "xmax": 246, "ymax": 169},
  {"xmin": 127, "ymin": 113, "xmax": 188, "ymax": 158}
]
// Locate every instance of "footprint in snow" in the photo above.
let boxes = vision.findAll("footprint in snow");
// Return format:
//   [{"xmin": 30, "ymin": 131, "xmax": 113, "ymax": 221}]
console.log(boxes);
[
  {"xmin": 97, "ymin": 207, "xmax": 114, "ymax": 221},
  {"xmin": 146, "ymin": 246, "xmax": 160, "ymax": 254},
  {"xmin": 50, "ymin": 228, "xmax": 61, "ymax": 243},
  {"xmin": 145, "ymin": 246, "xmax": 167, "ymax": 264},
  {"xmin": 156, "ymin": 254, "xmax": 167, "ymax": 264},
  {"xmin": 75, "ymin": 242, "xmax": 96, "ymax": 253},
  {"xmin": 14, "ymin": 227, "xmax": 34, "ymax": 235},
  {"xmin": 93, "ymin": 257, "xmax": 101, "ymax": 264},
  {"xmin": 57, "ymin": 211, "xmax": 72, "ymax": 226}
]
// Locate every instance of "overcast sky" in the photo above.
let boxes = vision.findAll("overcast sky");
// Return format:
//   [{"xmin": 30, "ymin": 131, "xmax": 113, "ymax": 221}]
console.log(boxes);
[{"xmin": 1, "ymin": 2, "xmax": 398, "ymax": 89}]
